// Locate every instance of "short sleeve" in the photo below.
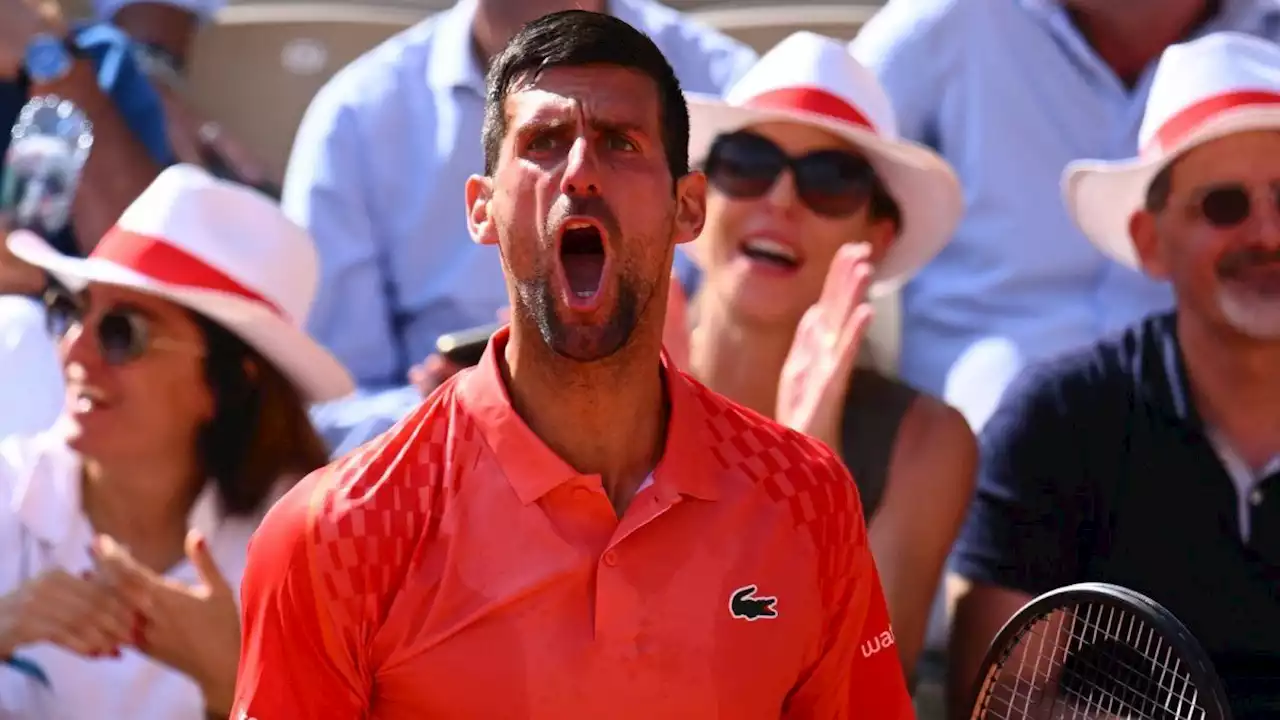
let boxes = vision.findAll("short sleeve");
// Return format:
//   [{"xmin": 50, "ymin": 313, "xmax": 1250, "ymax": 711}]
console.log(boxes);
[
  {"xmin": 232, "ymin": 473, "xmax": 371, "ymax": 719},
  {"xmin": 950, "ymin": 361, "xmax": 1097, "ymax": 596}
]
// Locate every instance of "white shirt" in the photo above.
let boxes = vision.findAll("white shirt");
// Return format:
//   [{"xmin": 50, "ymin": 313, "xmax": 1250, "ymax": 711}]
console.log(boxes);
[
  {"xmin": 0, "ymin": 297, "xmax": 63, "ymax": 441},
  {"xmin": 0, "ymin": 433, "xmax": 268, "ymax": 719}
]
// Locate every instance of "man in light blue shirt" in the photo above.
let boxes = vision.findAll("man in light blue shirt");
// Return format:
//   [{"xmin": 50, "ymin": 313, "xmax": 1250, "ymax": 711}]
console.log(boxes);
[
  {"xmin": 850, "ymin": 0, "xmax": 1280, "ymax": 430},
  {"xmin": 284, "ymin": 0, "xmax": 756, "ymax": 397}
]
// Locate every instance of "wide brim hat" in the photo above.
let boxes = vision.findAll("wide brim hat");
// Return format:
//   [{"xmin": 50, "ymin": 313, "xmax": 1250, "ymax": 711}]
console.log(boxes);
[
  {"xmin": 7, "ymin": 163, "xmax": 353, "ymax": 402},
  {"xmin": 686, "ymin": 31, "xmax": 963, "ymax": 291},
  {"xmin": 1063, "ymin": 32, "xmax": 1280, "ymax": 268}
]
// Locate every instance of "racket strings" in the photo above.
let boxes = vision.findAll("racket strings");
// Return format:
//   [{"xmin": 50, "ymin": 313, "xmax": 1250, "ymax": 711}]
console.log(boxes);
[{"xmin": 978, "ymin": 601, "xmax": 1209, "ymax": 719}]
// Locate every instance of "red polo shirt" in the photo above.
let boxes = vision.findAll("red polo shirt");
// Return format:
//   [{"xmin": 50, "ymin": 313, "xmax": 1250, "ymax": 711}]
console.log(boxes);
[{"xmin": 233, "ymin": 328, "xmax": 912, "ymax": 719}]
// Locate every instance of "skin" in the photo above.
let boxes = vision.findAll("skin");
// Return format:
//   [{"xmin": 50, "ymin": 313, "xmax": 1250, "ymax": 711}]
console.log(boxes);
[
  {"xmin": 0, "ymin": 284, "xmax": 242, "ymax": 716},
  {"xmin": 465, "ymin": 64, "xmax": 705, "ymax": 515},
  {"xmin": 689, "ymin": 122, "xmax": 976, "ymax": 675},
  {"xmin": 1065, "ymin": 0, "xmax": 1213, "ymax": 85},
  {"xmin": 947, "ymin": 131, "xmax": 1280, "ymax": 719}
]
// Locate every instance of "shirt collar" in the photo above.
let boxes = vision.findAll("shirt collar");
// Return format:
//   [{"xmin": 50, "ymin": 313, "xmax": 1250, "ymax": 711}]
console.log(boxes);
[
  {"xmin": 426, "ymin": 0, "xmax": 486, "ymax": 93},
  {"xmin": 425, "ymin": 0, "xmax": 647, "ymax": 95},
  {"xmin": 10, "ymin": 433, "xmax": 224, "ymax": 550},
  {"xmin": 456, "ymin": 325, "xmax": 720, "ymax": 505}
]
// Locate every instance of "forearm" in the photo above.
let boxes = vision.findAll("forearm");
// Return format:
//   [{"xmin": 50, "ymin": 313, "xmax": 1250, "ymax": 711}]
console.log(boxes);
[{"xmin": 31, "ymin": 59, "xmax": 162, "ymax": 249}]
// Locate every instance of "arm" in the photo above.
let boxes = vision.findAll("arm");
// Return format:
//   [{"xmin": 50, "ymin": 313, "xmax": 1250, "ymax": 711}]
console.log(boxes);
[
  {"xmin": 281, "ymin": 84, "xmax": 401, "ymax": 386},
  {"xmin": 233, "ymin": 473, "xmax": 370, "ymax": 718},
  {"xmin": 783, "ymin": 447, "xmax": 914, "ymax": 720},
  {"xmin": 109, "ymin": 3, "xmax": 198, "ymax": 64},
  {"xmin": 944, "ymin": 365, "xmax": 1093, "ymax": 720},
  {"xmin": 870, "ymin": 396, "xmax": 977, "ymax": 676}
]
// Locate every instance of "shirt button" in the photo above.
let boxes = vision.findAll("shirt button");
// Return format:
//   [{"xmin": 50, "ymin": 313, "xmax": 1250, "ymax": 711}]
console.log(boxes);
[
  {"xmin": 1251, "ymin": 488, "xmax": 1265, "ymax": 507},
  {"xmin": 603, "ymin": 551, "xmax": 619, "ymax": 567}
]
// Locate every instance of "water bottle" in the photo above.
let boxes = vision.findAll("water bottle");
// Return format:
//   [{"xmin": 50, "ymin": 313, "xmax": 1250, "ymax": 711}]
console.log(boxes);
[{"xmin": 2, "ymin": 95, "xmax": 94, "ymax": 239}]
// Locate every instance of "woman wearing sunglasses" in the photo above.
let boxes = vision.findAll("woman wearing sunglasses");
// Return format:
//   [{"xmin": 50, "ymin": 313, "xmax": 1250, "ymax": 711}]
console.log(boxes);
[
  {"xmin": 675, "ymin": 33, "xmax": 973, "ymax": 682},
  {"xmin": 0, "ymin": 165, "xmax": 352, "ymax": 718}
]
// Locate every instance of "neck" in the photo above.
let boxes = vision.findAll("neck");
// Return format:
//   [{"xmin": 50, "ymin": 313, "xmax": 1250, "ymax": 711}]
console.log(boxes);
[
  {"xmin": 472, "ymin": 0, "xmax": 609, "ymax": 64},
  {"xmin": 1069, "ymin": 0, "xmax": 1214, "ymax": 85},
  {"xmin": 503, "ymin": 317, "xmax": 668, "ymax": 512},
  {"xmin": 689, "ymin": 296, "xmax": 796, "ymax": 418},
  {"xmin": 80, "ymin": 454, "xmax": 201, "ymax": 563},
  {"xmin": 1178, "ymin": 312, "xmax": 1280, "ymax": 466}
]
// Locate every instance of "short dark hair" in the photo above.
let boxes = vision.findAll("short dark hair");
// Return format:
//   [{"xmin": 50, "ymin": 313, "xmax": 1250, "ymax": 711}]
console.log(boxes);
[
  {"xmin": 195, "ymin": 315, "xmax": 330, "ymax": 516},
  {"xmin": 481, "ymin": 10, "xmax": 690, "ymax": 180}
]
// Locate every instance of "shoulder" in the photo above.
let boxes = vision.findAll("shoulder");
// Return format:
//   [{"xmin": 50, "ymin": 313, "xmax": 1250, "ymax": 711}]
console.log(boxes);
[
  {"xmin": 849, "ymin": 0, "xmax": 970, "ymax": 63},
  {"xmin": 993, "ymin": 315, "xmax": 1160, "ymax": 428},
  {"xmin": 249, "ymin": 385, "xmax": 462, "ymax": 607},
  {"xmin": 616, "ymin": 0, "xmax": 758, "ymax": 92},
  {"xmin": 693, "ymin": 382, "xmax": 865, "ymax": 542},
  {"xmin": 0, "ymin": 433, "xmax": 72, "ymax": 502},
  {"xmin": 297, "ymin": 11, "xmax": 451, "ymax": 131},
  {"xmin": 893, "ymin": 393, "xmax": 978, "ymax": 494}
]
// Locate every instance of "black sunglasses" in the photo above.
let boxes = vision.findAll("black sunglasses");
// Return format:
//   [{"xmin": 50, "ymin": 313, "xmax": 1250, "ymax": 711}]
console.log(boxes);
[
  {"xmin": 1190, "ymin": 182, "xmax": 1280, "ymax": 228},
  {"xmin": 43, "ymin": 289, "xmax": 200, "ymax": 366},
  {"xmin": 703, "ymin": 131, "xmax": 879, "ymax": 218}
]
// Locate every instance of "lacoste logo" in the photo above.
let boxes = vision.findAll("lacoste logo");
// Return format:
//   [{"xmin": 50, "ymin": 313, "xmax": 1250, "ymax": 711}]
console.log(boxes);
[{"xmin": 729, "ymin": 584, "xmax": 778, "ymax": 621}]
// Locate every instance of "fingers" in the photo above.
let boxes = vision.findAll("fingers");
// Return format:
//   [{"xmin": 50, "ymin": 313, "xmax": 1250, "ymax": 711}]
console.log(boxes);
[
  {"xmin": 19, "ymin": 570, "xmax": 132, "ymax": 656},
  {"xmin": 816, "ymin": 242, "xmax": 873, "ymax": 315},
  {"xmin": 185, "ymin": 531, "xmax": 232, "ymax": 596},
  {"xmin": 90, "ymin": 535, "xmax": 159, "ymax": 614},
  {"xmin": 495, "ymin": 306, "xmax": 511, "ymax": 323}
]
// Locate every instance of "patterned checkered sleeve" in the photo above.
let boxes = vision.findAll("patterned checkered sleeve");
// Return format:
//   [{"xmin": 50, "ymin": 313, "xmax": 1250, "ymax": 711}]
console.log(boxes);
[
  {"xmin": 232, "ymin": 395, "xmax": 448, "ymax": 719},
  {"xmin": 775, "ymin": 430, "xmax": 914, "ymax": 719}
]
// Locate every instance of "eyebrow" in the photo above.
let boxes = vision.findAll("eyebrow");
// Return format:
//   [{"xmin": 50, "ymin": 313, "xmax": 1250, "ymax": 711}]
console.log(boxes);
[{"xmin": 518, "ymin": 114, "xmax": 650, "ymax": 138}]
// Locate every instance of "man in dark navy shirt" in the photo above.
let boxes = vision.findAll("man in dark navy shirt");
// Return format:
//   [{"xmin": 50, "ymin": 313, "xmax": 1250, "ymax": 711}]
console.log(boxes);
[{"xmin": 947, "ymin": 33, "xmax": 1280, "ymax": 720}]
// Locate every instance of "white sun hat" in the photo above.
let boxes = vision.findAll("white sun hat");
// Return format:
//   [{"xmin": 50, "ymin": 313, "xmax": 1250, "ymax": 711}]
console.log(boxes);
[
  {"xmin": 1063, "ymin": 32, "xmax": 1280, "ymax": 269},
  {"xmin": 685, "ymin": 31, "xmax": 963, "ymax": 289},
  {"xmin": 6, "ymin": 163, "xmax": 354, "ymax": 403}
]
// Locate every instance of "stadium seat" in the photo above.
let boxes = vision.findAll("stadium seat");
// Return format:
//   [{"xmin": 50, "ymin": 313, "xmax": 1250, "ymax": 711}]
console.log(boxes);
[
  {"xmin": 689, "ymin": 3, "xmax": 880, "ymax": 52},
  {"xmin": 186, "ymin": 3, "xmax": 427, "ymax": 178}
]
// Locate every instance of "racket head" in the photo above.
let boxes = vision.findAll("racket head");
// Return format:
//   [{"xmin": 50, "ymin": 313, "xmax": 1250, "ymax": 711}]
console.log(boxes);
[{"xmin": 968, "ymin": 582, "xmax": 1233, "ymax": 720}]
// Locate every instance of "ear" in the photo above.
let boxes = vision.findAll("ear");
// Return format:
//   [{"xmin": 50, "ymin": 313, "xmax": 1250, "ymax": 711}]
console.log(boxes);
[
  {"xmin": 673, "ymin": 170, "xmax": 708, "ymax": 245},
  {"xmin": 1128, "ymin": 209, "xmax": 1169, "ymax": 279},
  {"xmin": 862, "ymin": 216, "xmax": 897, "ymax": 266},
  {"xmin": 466, "ymin": 174, "xmax": 498, "ymax": 246}
]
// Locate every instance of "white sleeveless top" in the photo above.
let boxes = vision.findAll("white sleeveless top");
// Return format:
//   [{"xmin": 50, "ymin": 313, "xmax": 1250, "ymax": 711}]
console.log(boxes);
[{"xmin": 0, "ymin": 433, "xmax": 276, "ymax": 719}]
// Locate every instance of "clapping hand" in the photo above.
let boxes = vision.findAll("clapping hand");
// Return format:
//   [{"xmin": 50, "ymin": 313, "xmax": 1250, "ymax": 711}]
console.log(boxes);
[
  {"xmin": 0, "ymin": 568, "xmax": 133, "ymax": 658},
  {"xmin": 90, "ymin": 532, "xmax": 240, "ymax": 715},
  {"xmin": 776, "ymin": 243, "xmax": 876, "ymax": 449}
]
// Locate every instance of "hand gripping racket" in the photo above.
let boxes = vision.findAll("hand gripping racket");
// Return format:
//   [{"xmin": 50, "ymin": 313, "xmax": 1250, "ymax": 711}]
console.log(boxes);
[{"xmin": 968, "ymin": 582, "xmax": 1233, "ymax": 720}]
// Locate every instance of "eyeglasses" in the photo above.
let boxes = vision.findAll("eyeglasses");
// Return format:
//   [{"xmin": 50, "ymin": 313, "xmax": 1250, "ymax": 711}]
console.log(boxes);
[
  {"xmin": 1188, "ymin": 182, "xmax": 1280, "ymax": 228},
  {"xmin": 43, "ymin": 289, "xmax": 203, "ymax": 366},
  {"xmin": 703, "ymin": 131, "xmax": 880, "ymax": 218}
]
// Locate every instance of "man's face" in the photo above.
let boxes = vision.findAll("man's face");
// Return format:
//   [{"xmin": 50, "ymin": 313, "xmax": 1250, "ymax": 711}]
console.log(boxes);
[
  {"xmin": 468, "ymin": 64, "xmax": 705, "ymax": 361},
  {"xmin": 1135, "ymin": 131, "xmax": 1280, "ymax": 339}
]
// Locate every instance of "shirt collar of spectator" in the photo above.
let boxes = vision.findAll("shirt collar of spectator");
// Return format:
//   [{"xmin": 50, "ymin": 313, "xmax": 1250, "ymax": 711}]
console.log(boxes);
[
  {"xmin": 1018, "ymin": 0, "xmax": 1280, "ymax": 33},
  {"xmin": 426, "ymin": 0, "xmax": 487, "ymax": 94},
  {"xmin": 456, "ymin": 325, "xmax": 720, "ymax": 505},
  {"xmin": 9, "ymin": 433, "xmax": 224, "ymax": 551}
]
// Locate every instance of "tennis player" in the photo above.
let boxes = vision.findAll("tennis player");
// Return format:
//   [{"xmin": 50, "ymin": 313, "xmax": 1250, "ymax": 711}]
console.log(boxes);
[{"xmin": 231, "ymin": 10, "xmax": 912, "ymax": 719}]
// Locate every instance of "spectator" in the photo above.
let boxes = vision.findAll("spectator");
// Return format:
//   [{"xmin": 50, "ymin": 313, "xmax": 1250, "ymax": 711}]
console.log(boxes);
[
  {"xmin": 234, "ymin": 13, "xmax": 911, "ymax": 717},
  {"xmin": 285, "ymin": 0, "xmax": 757, "ymax": 393},
  {"xmin": 0, "ymin": 164, "xmax": 350, "ymax": 718},
  {"xmin": 674, "ymin": 32, "xmax": 974, "ymax": 680},
  {"xmin": 948, "ymin": 32, "xmax": 1280, "ymax": 720},
  {"xmin": 850, "ymin": 0, "xmax": 1280, "ymax": 430},
  {"xmin": 0, "ymin": 0, "xmax": 176, "ymax": 438}
]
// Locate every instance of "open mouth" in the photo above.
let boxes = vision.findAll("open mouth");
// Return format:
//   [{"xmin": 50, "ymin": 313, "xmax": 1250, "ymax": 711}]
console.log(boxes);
[
  {"xmin": 740, "ymin": 238, "xmax": 800, "ymax": 270},
  {"xmin": 560, "ymin": 220, "xmax": 608, "ymax": 300}
]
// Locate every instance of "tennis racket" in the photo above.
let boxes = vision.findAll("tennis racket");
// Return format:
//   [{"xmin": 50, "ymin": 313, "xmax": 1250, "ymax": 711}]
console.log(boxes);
[{"xmin": 968, "ymin": 582, "xmax": 1233, "ymax": 720}]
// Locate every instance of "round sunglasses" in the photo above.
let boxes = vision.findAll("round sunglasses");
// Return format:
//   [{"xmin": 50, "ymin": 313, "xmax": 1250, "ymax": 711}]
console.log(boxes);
[
  {"xmin": 1189, "ymin": 182, "xmax": 1280, "ymax": 228},
  {"xmin": 703, "ymin": 131, "xmax": 880, "ymax": 218},
  {"xmin": 43, "ymin": 289, "xmax": 203, "ymax": 366}
]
